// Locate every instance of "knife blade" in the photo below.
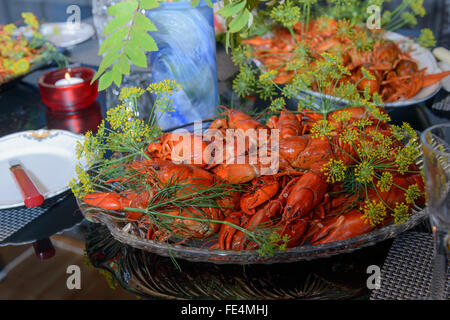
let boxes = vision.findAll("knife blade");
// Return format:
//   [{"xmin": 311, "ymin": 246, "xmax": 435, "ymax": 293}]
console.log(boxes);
[{"xmin": 9, "ymin": 159, "xmax": 44, "ymax": 207}]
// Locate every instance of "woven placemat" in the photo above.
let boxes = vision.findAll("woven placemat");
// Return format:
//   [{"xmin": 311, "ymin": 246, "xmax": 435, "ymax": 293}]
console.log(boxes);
[
  {"xmin": 0, "ymin": 191, "xmax": 71, "ymax": 242},
  {"xmin": 371, "ymin": 232, "xmax": 449, "ymax": 300},
  {"xmin": 431, "ymin": 94, "xmax": 450, "ymax": 111}
]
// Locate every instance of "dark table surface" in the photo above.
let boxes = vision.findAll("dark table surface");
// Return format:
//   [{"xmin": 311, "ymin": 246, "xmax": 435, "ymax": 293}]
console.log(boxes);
[{"xmin": 0, "ymin": 29, "xmax": 449, "ymax": 299}]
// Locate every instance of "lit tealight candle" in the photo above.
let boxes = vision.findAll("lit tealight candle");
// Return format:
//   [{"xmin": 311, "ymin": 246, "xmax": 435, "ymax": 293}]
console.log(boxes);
[{"xmin": 54, "ymin": 72, "xmax": 84, "ymax": 86}]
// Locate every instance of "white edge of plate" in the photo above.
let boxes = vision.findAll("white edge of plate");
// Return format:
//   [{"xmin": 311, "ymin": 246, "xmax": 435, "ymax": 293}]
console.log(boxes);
[
  {"xmin": 0, "ymin": 129, "xmax": 87, "ymax": 210},
  {"xmin": 40, "ymin": 22, "xmax": 95, "ymax": 48}
]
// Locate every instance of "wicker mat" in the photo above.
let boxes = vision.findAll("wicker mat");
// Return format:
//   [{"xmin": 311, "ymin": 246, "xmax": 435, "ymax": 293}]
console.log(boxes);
[{"xmin": 371, "ymin": 232, "xmax": 449, "ymax": 300}]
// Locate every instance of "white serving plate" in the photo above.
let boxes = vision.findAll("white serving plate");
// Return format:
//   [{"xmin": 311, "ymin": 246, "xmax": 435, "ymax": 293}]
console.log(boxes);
[
  {"xmin": 0, "ymin": 130, "xmax": 86, "ymax": 209},
  {"xmin": 40, "ymin": 22, "xmax": 95, "ymax": 48},
  {"xmin": 252, "ymin": 31, "xmax": 446, "ymax": 107}
]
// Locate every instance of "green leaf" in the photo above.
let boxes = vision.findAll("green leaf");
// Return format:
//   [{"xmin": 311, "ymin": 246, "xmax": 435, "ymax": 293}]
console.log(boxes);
[
  {"xmin": 134, "ymin": 12, "xmax": 157, "ymax": 31},
  {"xmin": 204, "ymin": 0, "xmax": 213, "ymax": 8},
  {"xmin": 217, "ymin": 1, "xmax": 246, "ymax": 18},
  {"xmin": 107, "ymin": 0, "xmax": 138, "ymax": 16},
  {"xmin": 130, "ymin": 28, "xmax": 158, "ymax": 51},
  {"xmin": 102, "ymin": 12, "xmax": 133, "ymax": 36},
  {"xmin": 228, "ymin": 9, "xmax": 250, "ymax": 33},
  {"xmin": 98, "ymin": 50, "xmax": 120, "ymax": 75},
  {"xmin": 125, "ymin": 43, "xmax": 147, "ymax": 68},
  {"xmin": 190, "ymin": 0, "xmax": 200, "ymax": 7},
  {"xmin": 139, "ymin": 0, "xmax": 159, "ymax": 10},
  {"xmin": 117, "ymin": 55, "xmax": 130, "ymax": 75},
  {"xmin": 98, "ymin": 28, "xmax": 127, "ymax": 55},
  {"xmin": 98, "ymin": 70, "xmax": 114, "ymax": 91},
  {"xmin": 111, "ymin": 63, "xmax": 122, "ymax": 87}
]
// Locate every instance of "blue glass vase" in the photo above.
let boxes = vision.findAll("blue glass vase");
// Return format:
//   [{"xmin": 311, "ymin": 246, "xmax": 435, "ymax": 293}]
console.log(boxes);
[{"xmin": 146, "ymin": 1, "xmax": 218, "ymax": 130}]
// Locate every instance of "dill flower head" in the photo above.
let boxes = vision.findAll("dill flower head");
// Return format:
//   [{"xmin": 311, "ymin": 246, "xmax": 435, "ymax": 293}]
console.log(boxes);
[
  {"xmin": 147, "ymin": 79, "xmax": 181, "ymax": 96},
  {"xmin": 377, "ymin": 172, "xmax": 393, "ymax": 192},
  {"xmin": 332, "ymin": 110, "xmax": 352, "ymax": 123},
  {"xmin": 119, "ymin": 87, "xmax": 145, "ymax": 103},
  {"xmin": 321, "ymin": 159, "xmax": 347, "ymax": 183},
  {"xmin": 22, "ymin": 12, "xmax": 39, "ymax": 29},
  {"xmin": 405, "ymin": 184, "xmax": 422, "ymax": 204},
  {"xmin": 417, "ymin": 28, "xmax": 436, "ymax": 48},
  {"xmin": 393, "ymin": 202, "xmax": 410, "ymax": 224},
  {"xmin": 311, "ymin": 120, "xmax": 335, "ymax": 139},
  {"xmin": 270, "ymin": 0, "xmax": 301, "ymax": 28},
  {"xmin": 354, "ymin": 160, "xmax": 375, "ymax": 184},
  {"xmin": 396, "ymin": 142, "xmax": 420, "ymax": 174},
  {"xmin": 106, "ymin": 104, "xmax": 133, "ymax": 130},
  {"xmin": 340, "ymin": 127, "xmax": 359, "ymax": 144},
  {"xmin": 410, "ymin": 0, "xmax": 426, "ymax": 17},
  {"xmin": 353, "ymin": 118, "xmax": 373, "ymax": 129},
  {"xmin": 269, "ymin": 97, "xmax": 285, "ymax": 112},
  {"xmin": 361, "ymin": 67, "xmax": 376, "ymax": 81},
  {"xmin": 361, "ymin": 200, "xmax": 387, "ymax": 226}
]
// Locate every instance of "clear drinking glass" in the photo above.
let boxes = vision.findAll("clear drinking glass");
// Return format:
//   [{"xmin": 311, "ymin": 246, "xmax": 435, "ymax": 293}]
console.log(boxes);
[{"xmin": 421, "ymin": 123, "xmax": 450, "ymax": 300}]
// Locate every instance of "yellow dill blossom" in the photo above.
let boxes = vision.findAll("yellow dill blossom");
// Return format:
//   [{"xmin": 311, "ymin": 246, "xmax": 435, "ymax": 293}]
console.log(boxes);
[
  {"xmin": 311, "ymin": 120, "xmax": 335, "ymax": 139},
  {"xmin": 269, "ymin": 97, "xmax": 285, "ymax": 112},
  {"xmin": 147, "ymin": 79, "xmax": 181, "ymax": 95},
  {"xmin": 371, "ymin": 93, "xmax": 384, "ymax": 106},
  {"xmin": 340, "ymin": 127, "xmax": 359, "ymax": 144},
  {"xmin": 354, "ymin": 161, "xmax": 375, "ymax": 184},
  {"xmin": 321, "ymin": 52, "xmax": 340, "ymax": 64},
  {"xmin": 377, "ymin": 172, "xmax": 393, "ymax": 192},
  {"xmin": 411, "ymin": 0, "xmax": 426, "ymax": 17},
  {"xmin": 353, "ymin": 118, "xmax": 373, "ymax": 128},
  {"xmin": 332, "ymin": 110, "xmax": 352, "ymax": 123},
  {"xmin": 396, "ymin": 142, "xmax": 420, "ymax": 174},
  {"xmin": 405, "ymin": 184, "xmax": 422, "ymax": 204},
  {"xmin": 321, "ymin": 159, "xmax": 347, "ymax": 183},
  {"xmin": 106, "ymin": 104, "xmax": 133, "ymax": 130},
  {"xmin": 361, "ymin": 200, "xmax": 387, "ymax": 226},
  {"xmin": 4, "ymin": 24, "xmax": 16, "ymax": 35},
  {"xmin": 119, "ymin": 87, "xmax": 145, "ymax": 102},
  {"xmin": 361, "ymin": 67, "xmax": 375, "ymax": 80},
  {"xmin": 391, "ymin": 125, "xmax": 405, "ymax": 141},
  {"xmin": 22, "ymin": 12, "xmax": 39, "ymax": 29},
  {"xmin": 259, "ymin": 70, "xmax": 277, "ymax": 82},
  {"xmin": 69, "ymin": 164, "xmax": 93, "ymax": 198},
  {"xmin": 401, "ymin": 122, "xmax": 418, "ymax": 140},
  {"xmin": 75, "ymin": 130, "xmax": 104, "ymax": 166},
  {"xmin": 286, "ymin": 59, "xmax": 305, "ymax": 71},
  {"xmin": 417, "ymin": 28, "xmax": 436, "ymax": 48},
  {"xmin": 393, "ymin": 202, "xmax": 410, "ymax": 224},
  {"xmin": 362, "ymin": 102, "xmax": 391, "ymax": 123}
]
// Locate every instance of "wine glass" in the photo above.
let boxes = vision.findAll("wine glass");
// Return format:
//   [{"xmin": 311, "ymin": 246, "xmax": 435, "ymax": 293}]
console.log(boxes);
[{"xmin": 421, "ymin": 123, "xmax": 450, "ymax": 300}]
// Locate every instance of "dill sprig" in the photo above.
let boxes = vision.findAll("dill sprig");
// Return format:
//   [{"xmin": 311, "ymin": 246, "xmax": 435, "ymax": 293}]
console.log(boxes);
[
  {"xmin": 72, "ymin": 81, "xmax": 287, "ymax": 257},
  {"xmin": 316, "ymin": 111, "xmax": 424, "ymax": 226}
]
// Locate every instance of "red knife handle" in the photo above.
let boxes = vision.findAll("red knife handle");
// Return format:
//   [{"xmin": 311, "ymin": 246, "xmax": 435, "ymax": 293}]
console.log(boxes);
[{"xmin": 10, "ymin": 166, "xmax": 44, "ymax": 207}]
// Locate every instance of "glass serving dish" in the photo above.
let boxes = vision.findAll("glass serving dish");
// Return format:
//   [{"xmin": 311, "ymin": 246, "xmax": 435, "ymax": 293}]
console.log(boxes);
[
  {"xmin": 78, "ymin": 199, "xmax": 426, "ymax": 264},
  {"xmin": 76, "ymin": 121, "xmax": 428, "ymax": 265}
]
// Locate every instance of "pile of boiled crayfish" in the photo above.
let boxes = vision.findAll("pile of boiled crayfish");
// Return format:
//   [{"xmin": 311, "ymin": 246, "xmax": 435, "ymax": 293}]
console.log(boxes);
[
  {"xmin": 243, "ymin": 17, "xmax": 450, "ymax": 102},
  {"xmin": 83, "ymin": 106, "xmax": 425, "ymax": 251}
]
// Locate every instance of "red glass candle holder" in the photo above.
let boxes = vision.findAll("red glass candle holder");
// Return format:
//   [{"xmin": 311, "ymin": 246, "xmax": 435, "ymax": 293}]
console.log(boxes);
[
  {"xmin": 46, "ymin": 101, "xmax": 103, "ymax": 134},
  {"xmin": 38, "ymin": 67, "xmax": 98, "ymax": 112}
]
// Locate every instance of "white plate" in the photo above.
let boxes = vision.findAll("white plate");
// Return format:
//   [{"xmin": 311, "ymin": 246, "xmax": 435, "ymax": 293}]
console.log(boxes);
[
  {"xmin": 40, "ymin": 22, "xmax": 95, "ymax": 48},
  {"xmin": 0, "ymin": 130, "xmax": 86, "ymax": 209}
]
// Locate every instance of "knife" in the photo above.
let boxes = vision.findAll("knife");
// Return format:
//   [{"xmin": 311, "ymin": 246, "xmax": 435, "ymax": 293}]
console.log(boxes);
[{"xmin": 9, "ymin": 159, "xmax": 45, "ymax": 208}]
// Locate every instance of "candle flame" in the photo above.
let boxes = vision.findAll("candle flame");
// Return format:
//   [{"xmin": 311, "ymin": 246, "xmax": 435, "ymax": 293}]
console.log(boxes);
[{"xmin": 65, "ymin": 72, "xmax": 71, "ymax": 80}]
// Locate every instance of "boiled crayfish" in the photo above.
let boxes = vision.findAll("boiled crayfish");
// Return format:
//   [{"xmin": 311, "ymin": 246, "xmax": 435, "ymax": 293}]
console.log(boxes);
[{"xmin": 82, "ymin": 106, "xmax": 425, "ymax": 252}]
